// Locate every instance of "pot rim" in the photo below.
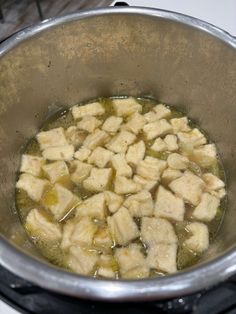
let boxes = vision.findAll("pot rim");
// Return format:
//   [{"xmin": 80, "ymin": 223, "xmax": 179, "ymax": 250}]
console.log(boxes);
[
  {"xmin": 0, "ymin": 6, "xmax": 235, "ymax": 56},
  {"xmin": 0, "ymin": 7, "xmax": 236, "ymax": 300}
]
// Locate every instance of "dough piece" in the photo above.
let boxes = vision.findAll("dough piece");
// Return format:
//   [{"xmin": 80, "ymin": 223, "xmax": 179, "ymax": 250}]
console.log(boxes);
[
  {"xmin": 191, "ymin": 144, "xmax": 217, "ymax": 167},
  {"xmin": 94, "ymin": 226, "xmax": 113, "ymax": 250},
  {"xmin": 147, "ymin": 243, "xmax": 177, "ymax": 274},
  {"xmin": 133, "ymin": 175, "xmax": 157, "ymax": 191},
  {"xmin": 144, "ymin": 104, "xmax": 171, "ymax": 122},
  {"xmin": 123, "ymin": 191, "xmax": 154, "ymax": 217},
  {"xmin": 43, "ymin": 184, "xmax": 80, "ymax": 221},
  {"xmin": 16, "ymin": 173, "xmax": 49, "ymax": 202},
  {"xmin": 102, "ymin": 116, "xmax": 123, "ymax": 133},
  {"xmin": 115, "ymin": 244, "xmax": 149, "ymax": 279},
  {"xmin": 83, "ymin": 129, "xmax": 110, "ymax": 150},
  {"xmin": 114, "ymin": 176, "xmax": 142, "ymax": 194},
  {"xmin": 106, "ymin": 130, "xmax": 136, "ymax": 153},
  {"xmin": 42, "ymin": 161, "xmax": 69, "ymax": 183},
  {"xmin": 83, "ymin": 168, "xmax": 112, "ymax": 192},
  {"xmin": 202, "ymin": 173, "xmax": 225, "ymax": 191},
  {"xmin": 184, "ymin": 222, "xmax": 209, "ymax": 253},
  {"xmin": 97, "ymin": 267, "xmax": 115, "ymax": 278},
  {"xmin": 152, "ymin": 104, "xmax": 171, "ymax": 119},
  {"xmin": 88, "ymin": 147, "xmax": 113, "ymax": 168},
  {"xmin": 155, "ymin": 186, "xmax": 185, "ymax": 222},
  {"xmin": 177, "ymin": 128, "xmax": 206, "ymax": 148},
  {"xmin": 61, "ymin": 217, "xmax": 98, "ymax": 250},
  {"xmin": 97, "ymin": 254, "xmax": 116, "ymax": 278},
  {"xmin": 170, "ymin": 117, "xmax": 190, "ymax": 134},
  {"xmin": 164, "ymin": 135, "xmax": 178, "ymax": 151},
  {"xmin": 111, "ymin": 153, "xmax": 132, "ymax": 177},
  {"xmin": 74, "ymin": 147, "xmax": 91, "ymax": 161},
  {"xmin": 136, "ymin": 156, "xmax": 167, "ymax": 181},
  {"xmin": 107, "ymin": 207, "xmax": 139, "ymax": 245},
  {"xmin": 25, "ymin": 208, "xmax": 62, "ymax": 241},
  {"xmin": 66, "ymin": 246, "xmax": 98, "ymax": 275},
  {"xmin": 141, "ymin": 217, "xmax": 177, "ymax": 247},
  {"xmin": 192, "ymin": 192, "xmax": 220, "ymax": 222},
  {"xmin": 65, "ymin": 126, "xmax": 87, "ymax": 148},
  {"xmin": 112, "ymin": 97, "xmax": 142, "ymax": 117},
  {"xmin": 161, "ymin": 168, "xmax": 183, "ymax": 184},
  {"xmin": 37, "ymin": 127, "xmax": 68, "ymax": 150},
  {"xmin": 42, "ymin": 145, "xmax": 74, "ymax": 161},
  {"xmin": 151, "ymin": 138, "xmax": 167, "ymax": 152},
  {"xmin": 70, "ymin": 160, "xmax": 92, "ymax": 184},
  {"xmin": 77, "ymin": 116, "xmax": 102, "ymax": 133},
  {"xmin": 76, "ymin": 193, "xmax": 106, "ymax": 220},
  {"xmin": 167, "ymin": 153, "xmax": 189, "ymax": 170},
  {"xmin": 72, "ymin": 102, "xmax": 105, "ymax": 119},
  {"xmin": 144, "ymin": 111, "xmax": 162, "ymax": 123},
  {"xmin": 122, "ymin": 112, "xmax": 146, "ymax": 134},
  {"xmin": 169, "ymin": 170, "xmax": 205, "ymax": 206},
  {"xmin": 71, "ymin": 217, "xmax": 97, "ymax": 246},
  {"xmin": 210, "ymin": 188, "xmax": 226, "ymax": 199},
  {"xmin": 143, "ymin": 119, "xmax": 172, "ymax": 140},
  {"xmin": 126, "ymin": 141, "xmax": 146, "ymax": 166},
  {"xmin": 104, "ymin": 191, "xmax": 124, "ymax": 213},
  {"xmin": 20, "ymin": 154, "xmax": 45, "ymax": 177}
]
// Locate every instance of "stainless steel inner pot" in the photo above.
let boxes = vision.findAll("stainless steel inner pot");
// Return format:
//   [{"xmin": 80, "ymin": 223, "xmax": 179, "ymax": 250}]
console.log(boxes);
[{"xmin": 0, "ymin": 7, "xmax": 236, "ymax": 301}]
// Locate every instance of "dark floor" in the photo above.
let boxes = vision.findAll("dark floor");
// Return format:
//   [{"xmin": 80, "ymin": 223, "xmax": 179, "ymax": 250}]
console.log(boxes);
[{"xmin": 0, "ymin": 0, "xmax": 112, "ymax": 41}]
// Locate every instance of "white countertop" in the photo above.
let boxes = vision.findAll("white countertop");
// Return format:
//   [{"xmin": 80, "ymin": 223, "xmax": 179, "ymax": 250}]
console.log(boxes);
[
  {"xmin": 1, "ymin": 1, "xmax": 235, "ymax": 313},
  {"xmin": 0, "ymin": 301, "xmax": 19, "ymax": 314},
  {"xmin": 114, "ymin": 0, "xmax": 236, "ymax": 35}
]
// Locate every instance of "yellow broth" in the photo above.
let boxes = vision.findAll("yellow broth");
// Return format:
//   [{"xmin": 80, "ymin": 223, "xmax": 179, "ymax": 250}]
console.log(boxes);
[{"xmin": 15, "ymin": 97, "xmax": 227, "ymax": 276}]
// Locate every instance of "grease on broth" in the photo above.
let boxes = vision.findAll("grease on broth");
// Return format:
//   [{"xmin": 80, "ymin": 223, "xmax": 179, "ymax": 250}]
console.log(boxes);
[{"xmin": 15, "ymin": 97, "xmax": 227, "ymax": 278}]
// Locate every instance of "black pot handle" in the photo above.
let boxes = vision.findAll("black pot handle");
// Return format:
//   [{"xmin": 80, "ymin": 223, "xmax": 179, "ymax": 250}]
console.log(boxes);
[{"xmin": 114, "ymin": 2, "xmax": 129, "ymax": 6}]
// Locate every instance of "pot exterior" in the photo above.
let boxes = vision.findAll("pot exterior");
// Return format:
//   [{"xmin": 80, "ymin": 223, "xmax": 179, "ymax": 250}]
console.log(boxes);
[{"xmin": 0, "ymin": 7, "xmax": 236, "ymax": 300}]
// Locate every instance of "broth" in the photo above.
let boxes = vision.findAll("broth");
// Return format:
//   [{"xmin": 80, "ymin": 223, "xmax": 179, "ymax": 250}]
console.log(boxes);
[{"xmin": 15, "ymin": 97, "xmax": 227, "ymax": 278}]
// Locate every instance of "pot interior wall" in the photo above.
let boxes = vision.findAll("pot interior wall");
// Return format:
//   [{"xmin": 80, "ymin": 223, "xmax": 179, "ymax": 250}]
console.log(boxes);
[{"xmin": 0, "ymin": 12, "xmax": 236, "ymax": 267}]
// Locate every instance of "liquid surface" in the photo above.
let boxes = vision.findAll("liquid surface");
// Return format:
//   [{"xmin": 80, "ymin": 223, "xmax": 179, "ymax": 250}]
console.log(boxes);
[{"xmin": 15, "ymin": 97, "xmax": 227, "ymax": 279}]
